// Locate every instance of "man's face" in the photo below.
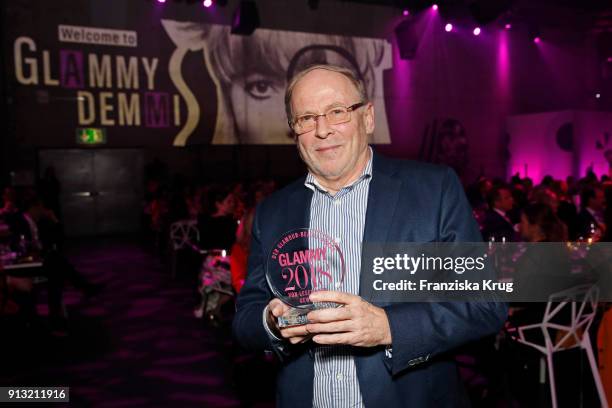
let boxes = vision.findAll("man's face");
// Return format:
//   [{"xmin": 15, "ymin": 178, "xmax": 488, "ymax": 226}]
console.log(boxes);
[
  {"xmin": 495, "ymin": 189, "xmax": 514, "ymax": 212},
  {"xmin": 290, "ymin": 69, "xmax": 374, "ymax": 184}
]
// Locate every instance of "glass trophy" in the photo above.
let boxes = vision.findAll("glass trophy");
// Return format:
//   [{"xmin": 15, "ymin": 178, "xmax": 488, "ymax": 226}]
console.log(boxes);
[{"xmin": 266, "ymin": 228, "xmax": 346, "ymax": 328}]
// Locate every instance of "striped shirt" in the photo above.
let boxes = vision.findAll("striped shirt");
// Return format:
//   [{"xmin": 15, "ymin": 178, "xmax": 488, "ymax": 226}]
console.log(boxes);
[{"xmin": 305, "ymin": 148, "xmax": 373, "ymax": 408}]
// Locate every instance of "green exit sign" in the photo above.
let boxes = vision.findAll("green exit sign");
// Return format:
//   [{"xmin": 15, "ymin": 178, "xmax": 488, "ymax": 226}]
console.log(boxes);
[{"xmin": 76, "ymin": 128, "xmax": 106, "ymax": 145}]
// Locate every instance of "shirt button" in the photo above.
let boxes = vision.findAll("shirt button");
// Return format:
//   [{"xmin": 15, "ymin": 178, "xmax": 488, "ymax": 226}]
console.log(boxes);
[
  {"xmin": 336, "ymin": 373, "xmax": 344, "ymax": 381},
  {"xmin": 333, "ymin": 199, "xmax": 341, "ymax": 206},
  {"xmin": 334, "ymin": 237, "xmax": 341, "ymax": 244}
]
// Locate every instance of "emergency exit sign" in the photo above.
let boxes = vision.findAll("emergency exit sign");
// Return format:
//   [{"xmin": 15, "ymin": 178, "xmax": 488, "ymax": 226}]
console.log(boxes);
[{"xmin": 76, "ymin": 128, "xmax": 106, "ymax": 145}]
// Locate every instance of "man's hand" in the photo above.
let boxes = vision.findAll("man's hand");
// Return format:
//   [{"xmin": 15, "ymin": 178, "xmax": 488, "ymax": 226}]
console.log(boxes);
[
  {"xmin": 306, "ymin": 291, "xmax": 392, "ymax": 347},
  {"xmin": 267, "ymin": 298, "xmax": 311, "ymax": 344}
]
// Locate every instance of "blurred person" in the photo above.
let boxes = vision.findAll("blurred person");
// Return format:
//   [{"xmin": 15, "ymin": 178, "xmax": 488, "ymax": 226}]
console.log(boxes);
[
  {"xmin": 195, "ymin": 186, "xmax": 238, "ymax": 323},
  {"xmin": 198, "ymin": 186, "xmax": 237, "ymax": 250},
  {"xmin": 0, "ymin": 187, "xmax": 19, "ymax": 218},
  {"xmin": 7, "ymin": 197, "xmax": 101, "ymax": 331},
  {"xmin": 481, "ymin": 185, "xmax": 516, "ymax": 242},
  {"xmin": 575, "ymin": 186, "xmax": 606, "ymax": 241},
  {"xmin": 38, "ymin": 166, "xmax": 61, "ymax": 219}
]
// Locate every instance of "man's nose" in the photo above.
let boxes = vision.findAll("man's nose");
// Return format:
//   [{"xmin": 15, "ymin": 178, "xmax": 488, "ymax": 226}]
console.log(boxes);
[{"xmin": 314, "ymin": 115, "xmax": 332, "ymax": 139}]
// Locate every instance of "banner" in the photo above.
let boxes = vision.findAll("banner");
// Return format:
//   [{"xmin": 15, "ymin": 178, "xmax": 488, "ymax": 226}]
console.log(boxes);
[{"xmin": 9, "ymin": 18, "xmax": 392, "ymax": 146}]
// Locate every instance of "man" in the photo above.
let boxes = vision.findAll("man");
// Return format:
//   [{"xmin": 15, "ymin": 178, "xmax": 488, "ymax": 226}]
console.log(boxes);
[
  {"xmin": 481, "ymin": 185, "xmax": 516, "ymax": 242},
  {"xmin": 233, "ymin": 64, "xmax": 507, "ymax": 407},
  {"xmin": 574, "ymin": 186, "xmax": 606, "ymax": 240}
]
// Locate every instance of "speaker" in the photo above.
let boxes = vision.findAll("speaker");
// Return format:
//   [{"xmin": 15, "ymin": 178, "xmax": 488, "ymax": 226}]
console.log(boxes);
[
  {"xmin": 394, "ymin": 19, "xmax": 420, "ymax": 60},
  {"xmin": 231, "ymin": 1, "xmax": 260, "ymax": 36}
]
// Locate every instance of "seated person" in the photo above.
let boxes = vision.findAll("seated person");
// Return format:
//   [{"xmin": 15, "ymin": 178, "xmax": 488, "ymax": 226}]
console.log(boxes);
[{"xmin": 7, "ymin": 196, "xmax": 101, "ymax": 330}]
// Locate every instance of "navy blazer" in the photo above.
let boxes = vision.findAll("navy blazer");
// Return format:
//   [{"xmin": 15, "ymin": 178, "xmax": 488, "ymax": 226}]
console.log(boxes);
[{"xmin": 233, "ymin": 152, "xmax": 508, "ymax": 408}]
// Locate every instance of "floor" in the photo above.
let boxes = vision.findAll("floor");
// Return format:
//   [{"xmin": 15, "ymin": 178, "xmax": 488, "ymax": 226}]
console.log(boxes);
[{"xmin": 0, "ymin": 237, "xmax": 276, "ymax": 407}]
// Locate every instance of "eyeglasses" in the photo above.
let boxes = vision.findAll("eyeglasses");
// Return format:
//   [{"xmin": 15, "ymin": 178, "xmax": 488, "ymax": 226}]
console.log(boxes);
[{"xmin": 290, "ymin": 102, "xmax": 366, "ymax": 135}]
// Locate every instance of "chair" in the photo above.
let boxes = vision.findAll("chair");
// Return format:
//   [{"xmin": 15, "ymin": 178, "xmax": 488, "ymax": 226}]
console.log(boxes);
[
  {"xmin": 169, "ymin": 220, "xmax": 200, "ymax": 279},
  {"xmin": 193, "ymin": 248, "xmax": 234, "ymax": 321},
  {"xmin": 508, "ymin": 284, "xmax": 608, "ymax": 408}
]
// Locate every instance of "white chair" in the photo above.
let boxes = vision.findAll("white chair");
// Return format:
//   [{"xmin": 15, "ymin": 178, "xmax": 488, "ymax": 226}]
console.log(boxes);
[
  {"xmin": 169, "ymin": 220, "xmax": 200, "ymax": 278},
  {"xmin": 508, "ymin": 284, "xmax": 608, "ymax": 408}
]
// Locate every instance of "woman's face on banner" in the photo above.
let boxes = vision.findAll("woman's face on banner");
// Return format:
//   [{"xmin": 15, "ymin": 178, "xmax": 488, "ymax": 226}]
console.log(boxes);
[{"xmin": 229, "ymin": 72, "xmax": 290, "ymax": 144}]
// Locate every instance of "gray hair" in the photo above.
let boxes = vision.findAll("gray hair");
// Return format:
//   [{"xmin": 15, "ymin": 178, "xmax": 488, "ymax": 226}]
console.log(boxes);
[{"xmin": 284, "ymin": 64, "xmax": 368, "ymax": 123}]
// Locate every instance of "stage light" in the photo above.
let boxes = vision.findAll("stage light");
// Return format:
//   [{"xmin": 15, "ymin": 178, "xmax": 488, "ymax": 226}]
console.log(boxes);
[
  {"xmin": 473, "ymin": 27, "xmax": 481, "ymax": 36},
  {"xmin": 533, "ymin": 36, "xmax": 541, "ymax": 43},
  {"xmin": 403, "ymin": 9, "xmax": 410, "ymax": 16},
  {"xmin": 445, "ymin": 23, "xmax": 453, "ymax": 32},
  {"xmin": 596, "ymin": 93, "xmax": 602, "ymax": 99},
  {"xmin": 607, "ymin": 57, "xmax": 612, "ymax": 63},
  {"xmin": 203, "ymin": 0, "xmax": 212, "ymax": 7},
  {"xmin": 505, "ymin": 23, "xmax": 511, "ymax": 30},
  {"xmin": 432, "ymin": 4, "xmax": 438, "ymax": 11},
  {"xmin": 157, "ymin": 0, "xmax": 166, "ymax": 3}
]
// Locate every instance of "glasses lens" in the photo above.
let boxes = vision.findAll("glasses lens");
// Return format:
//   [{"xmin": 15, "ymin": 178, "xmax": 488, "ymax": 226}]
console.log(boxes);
[{"xmin": 326, "ymin": 107, "xmax": 350, "ymax": 125}]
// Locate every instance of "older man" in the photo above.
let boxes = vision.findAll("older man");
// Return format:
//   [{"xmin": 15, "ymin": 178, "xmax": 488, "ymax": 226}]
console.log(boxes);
[{"xmin": 233, "ymin": 64, "xmax": 507, "ymax": 408}]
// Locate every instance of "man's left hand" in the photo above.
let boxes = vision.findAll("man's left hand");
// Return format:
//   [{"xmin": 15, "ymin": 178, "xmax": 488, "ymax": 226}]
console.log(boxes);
[{"xmin": 306, "ymin": 291, "xmax": 392, "ymax": 347}]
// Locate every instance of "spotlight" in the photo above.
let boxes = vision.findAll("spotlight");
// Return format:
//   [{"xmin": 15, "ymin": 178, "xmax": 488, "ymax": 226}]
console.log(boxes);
[
  {"xmin": 403, "ymin": 9, "xmax": 410, "ymax": 16},
  {"xmin": 533, "ymin": 36, "xmax": 541, "ymax": 43},
  {"xmin": 157, "ymin": 0, "xmax": 166, "ymax": 3},
  {"xmin": 473, "ymin": 27, "xmax": 481, "ymax": 36},
  {"xmin": 432, "ymin": 4, "xmax": 438, "ymax": 11},
  {"xmin": 607, "ymin": 57, "xmax": 612, "ymax": 63},
  {"xmin": 505, "ymin": 23, "xmax": 512, "ymax": 30},
  {"xmin": 596, "ymin": 93, "xmax": 602, "ymax": 99},
  {"xmin": 203, "ymin": 0, "xmax": 212, "ymax": 7},
  {"xmin": 445, "ymin": 23, "xmax": 453, "ymax": 32}
]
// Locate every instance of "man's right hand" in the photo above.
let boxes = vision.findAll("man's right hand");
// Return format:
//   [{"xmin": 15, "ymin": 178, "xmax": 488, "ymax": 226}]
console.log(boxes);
[{"xmin": 267, "ymin": 298, "xmax": 311, "ymax": 344}]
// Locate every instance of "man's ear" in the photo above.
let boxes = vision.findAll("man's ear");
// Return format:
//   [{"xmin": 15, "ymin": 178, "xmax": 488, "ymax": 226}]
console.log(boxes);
[{"xmin": 364, "ymin": 102, "xmax": 375, "ymax": 135}]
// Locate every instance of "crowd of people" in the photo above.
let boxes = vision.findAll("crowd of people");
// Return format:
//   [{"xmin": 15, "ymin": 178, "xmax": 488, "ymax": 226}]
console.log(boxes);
[{"xmin": 467, "ymin": 170, "xmax": 612, "ymax": 244}]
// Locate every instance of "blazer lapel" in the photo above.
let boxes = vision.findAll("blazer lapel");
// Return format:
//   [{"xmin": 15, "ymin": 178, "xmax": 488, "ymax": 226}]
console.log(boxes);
[
  {"xmin": 286, "ymin": 178, "xmax": 313, "ymax": 231},
  {"xmin": 363, "ymin": 153, "xmax": 401, "ymax": 244}
]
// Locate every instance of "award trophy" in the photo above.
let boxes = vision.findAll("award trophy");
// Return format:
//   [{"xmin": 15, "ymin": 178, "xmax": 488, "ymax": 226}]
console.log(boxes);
[{"xmin": 266, "ymin": 228, "xmax": 346, "ymax": 328}]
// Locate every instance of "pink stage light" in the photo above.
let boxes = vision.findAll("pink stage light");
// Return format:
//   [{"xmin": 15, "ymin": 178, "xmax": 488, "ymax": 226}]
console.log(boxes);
[
  {"xmin": 203, "ymin": 0, "xmax": 213, "ymax": 7},
  {"xmin": 533, "ymin": 36, "xmax": 541, "ymax": 43},
  {"xmin": 607, "ymin": 57, "xmax": 612, "ymax": 63},
  {"xmin": 473, "ymin": 27, "xmax": 481, "ymax": 36},
  {"xmin": 432, "ymin": 4, "xmax": 438, "ymax": 11},
  {"xmin": 157, "ymin": 0, "xmax": 166, "ymax": 3},
  {"xmin": 505, "ymin": 23, "xmax": 511, "ymax": 30},
  {"xmin": 596, "ymin": 93, "xmax": 601, "ymax": 99},
  {"xmin": 403, "ymin": 9, "xmax": 409, "ymax": 16},
  {"xmin": 445, "ymin": 23, "xmax": 453, "ymax": 32}
]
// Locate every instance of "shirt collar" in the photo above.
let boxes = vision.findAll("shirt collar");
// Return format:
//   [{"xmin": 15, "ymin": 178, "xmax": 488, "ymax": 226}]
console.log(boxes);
[{"xmin": 305, "ymin": 147, "xmax": 373, "ymax": 194}]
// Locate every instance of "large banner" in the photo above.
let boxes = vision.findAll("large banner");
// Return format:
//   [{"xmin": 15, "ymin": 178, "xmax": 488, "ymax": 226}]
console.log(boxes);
[{"xmin": 9, "ymin": 18, "xmax": 392, "ymax": 146}]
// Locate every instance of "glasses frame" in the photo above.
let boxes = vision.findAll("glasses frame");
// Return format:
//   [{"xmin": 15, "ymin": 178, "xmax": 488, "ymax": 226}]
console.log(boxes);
[{"xmin": 289, "ymin": 101, "xmax": 367, "ymax": 135}]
